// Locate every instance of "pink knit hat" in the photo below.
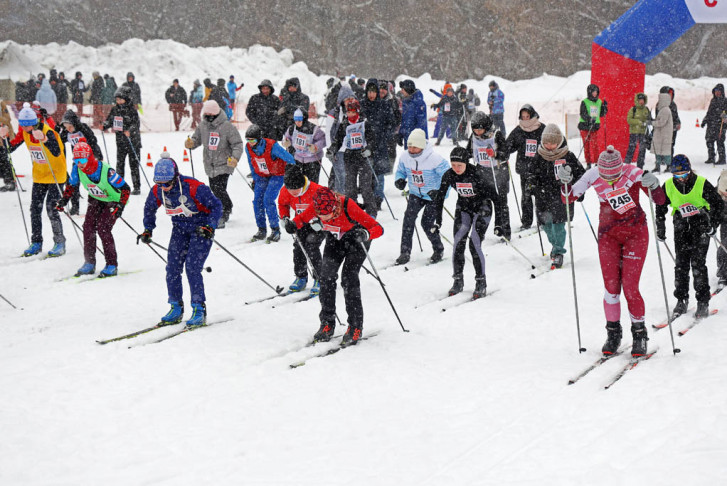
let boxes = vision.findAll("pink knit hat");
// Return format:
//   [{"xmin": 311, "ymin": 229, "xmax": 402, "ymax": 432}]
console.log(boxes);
[
  {"xmin": 201, "ymin": 100, "xmax": 220, "ymax": 116},
  {"xmin": 598, "ymin": 145, "xmax": 623, "ymax": 181}
]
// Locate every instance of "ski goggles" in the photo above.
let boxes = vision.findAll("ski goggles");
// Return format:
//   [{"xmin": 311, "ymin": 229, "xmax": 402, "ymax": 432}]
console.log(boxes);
[
  {"xmin": 158, "ymin": 179, "xmax": 175, "ymax": 188},
  {"xmin": 673, "ymin": 171, "xmax": 689, "ymax": 179},
  {"xmin": 74, "ymin": 158, "xmax": 88, "ymax": 165},
  {"xmin": 246, "ymin": 138, "xmax": 258, "ymax": 145}
]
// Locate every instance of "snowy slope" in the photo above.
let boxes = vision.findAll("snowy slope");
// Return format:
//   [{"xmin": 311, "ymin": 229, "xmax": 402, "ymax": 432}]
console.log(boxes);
[{"xmin": 1, "ymin": 109, "xmax": 727, "ymax": 485}]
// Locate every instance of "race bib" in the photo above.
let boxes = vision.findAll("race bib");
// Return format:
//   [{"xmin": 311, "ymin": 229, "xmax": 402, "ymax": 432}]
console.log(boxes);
[
  {"xmin": 476, "ymin": 147, "xmax": 496, "ymax": 168},
  {"xmin": 254, "ymin": 157, "xmax": 269, "ymax": 175},
  {"xmin": 606, "ymin": 187, "xmax": 636, "ymax": 214},
  {"xmin": 444, "ymin": 103, "xmax": 451, "ymax": 112},
  {"xmin": 322, "ymin": 223, "xmax": 341, "ymax": 239},
  {"xmin": 29, "ymin": 146, "xmax": 46, "ymax": 164},
  {"xmin": 349, "ymin": 132, "xmax": 364, "ymax": 150},
  {"xmin": 455, "ymin": 182, "xmax": 475, "ymax": 197},
  {"xmin": 411, "ymin": 170, "xmax": 425, "ymax": 188},
  {"xmin": 208, "ymin": 132, "xmax": 220, "ymax": 151},
  {"xmin": 468, "ymin": 101, "xmax": 475, "ymax": 110},
  {"xmin": 590, "ymin": 106, "xmax": 598, "ymax": 117},
  {"xmin": 294, "ymin": 133, "xmax": 308, "ymax": 151},
  {"xmin": 295, "ymin": 203, "xmax": 309, "ymax": 215},
  {"xmin": 678, "ymin": 203, "xmax": 700, "ymax": 218},
  {"xmin": 69, "ymin": 132, "xmax": 82, "ymax": 147},
  {"xmin": 86, "ymin": 184, "xmax": 108, "ymax": 199},
  {"xmin": 113, "ymin": 116, "xmax": 123, "ymax": 132},
  {"xmin": 165, "ymin": 206, "xmax": 184, "ymax": 216},
  {"xmin": 554, "ymin": 159, "xmax": 566, "ymax": 181},
  {"xmin": 525, "ymin": 139, "xmax": 537, "ymax": 158}
]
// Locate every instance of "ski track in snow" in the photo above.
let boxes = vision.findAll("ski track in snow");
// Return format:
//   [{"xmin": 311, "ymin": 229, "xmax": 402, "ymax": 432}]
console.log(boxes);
[{"xmin": 2, "ymin": 116, "xmax": 727, "ymax": 484}]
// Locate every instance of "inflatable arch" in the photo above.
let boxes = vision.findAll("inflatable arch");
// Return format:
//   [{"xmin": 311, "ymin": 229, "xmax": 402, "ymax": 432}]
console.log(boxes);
[{"xmin": 591, "ymin": 0, "xmax": 727, "ymax": 155}]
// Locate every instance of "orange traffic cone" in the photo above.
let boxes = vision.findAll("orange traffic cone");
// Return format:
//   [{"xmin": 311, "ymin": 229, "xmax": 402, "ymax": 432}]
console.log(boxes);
[
  {"xmin": 183, "ymin": 150, "xmax": 190, "ymax": 163},
  {"xmin": 146, "ymin": 153, "xmax": 153, "ymax": 167},
  {"xmin": 696, "ymin": 118, "xmax": 700, "ymax": 127},
  {"xmin": 163, "ymin": 146, "xmax": 168, "ymax": 153}
]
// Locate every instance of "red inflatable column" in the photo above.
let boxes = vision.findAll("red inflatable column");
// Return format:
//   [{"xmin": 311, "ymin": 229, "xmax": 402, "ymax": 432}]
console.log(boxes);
[{"xmin": 590, "ymin": 43, "xmax": 646, "ymax": 157}]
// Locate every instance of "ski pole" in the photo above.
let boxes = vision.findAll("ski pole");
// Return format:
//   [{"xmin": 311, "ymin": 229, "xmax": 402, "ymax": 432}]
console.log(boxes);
[
  {"xmin": 234, "ymin": 166, "xmax": 254, "ymax": 191},
  {"xmin": 213, "ymin": 238, "xmax": 284, "ymax": 294},
  {"xmin": 359, "ymin": 241, "xmax": 408, "ymax": 332},
  {"xmin": 506, "ymin": 162, "xmax": 523, "ymax": 221},
  {"xmin": 364, "ymin": 155, "xmax": 397, "ymax": 220},
  {"xmin": 0, "ymin": 291, "xmax": 18, "ymax": 310},
  {"xmin": 124, "ymin": 135, "xmax": 152, "ymax": 190},
  {"xmin": 119, "ymin": 216, "xmax": 169, "ymax": 264},
  {"xmin": 4, "ymin": 140, "xmax": 30, "ymax": 245},
  {"xmin": 403, "ymin": 193, "xmax": 424, "ymax": 253},
  {"xmin": 564, "ymin": 183, "xmax": 585, "ymax": 353},
  {"xmin": 535, "ymin": 218, "xmax": 545, "ymax": 256},
  {"xmin": 100, "ymin": 130, "xmax": 111, "ymax": 162},
  {"xmin": 659, "ymin": 239, "xmax": 676, "ymax": 264},
  {"xmin": 316, "ymin": 158, "xmax": 332, "ymax": 184},
  {"xmin": 579, "ymin": 201, "xmax": 599, "ymax": 244},
  {"xmin": 647, "ymin": 188, "xmax": 680, "ymax": 355},
  {"xmin": 710, "ymin": 233, "xmax": 727, "ymax": 257},
  {"xmin": 499, "ymin": 236, "xmax": 538, "ymax": 272},
  {"xmin": 187, "ymin": 137, "xmax": 196, "ymax": 178}
]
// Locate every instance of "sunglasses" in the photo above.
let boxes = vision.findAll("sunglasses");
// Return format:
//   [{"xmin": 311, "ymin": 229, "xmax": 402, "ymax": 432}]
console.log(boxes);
[
  {"xmin": 158, "ymin": 179, "xmax": 175, "ymax": 188},
  {"xmin": 673, "ymin": 171, "xmax": 689, "ymax": 179}
]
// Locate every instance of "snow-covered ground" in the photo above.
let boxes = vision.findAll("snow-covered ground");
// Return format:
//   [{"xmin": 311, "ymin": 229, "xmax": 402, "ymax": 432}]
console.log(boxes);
[{"xmin": 1, "ymin": 39, "xmax": 727, "ymax": 485}]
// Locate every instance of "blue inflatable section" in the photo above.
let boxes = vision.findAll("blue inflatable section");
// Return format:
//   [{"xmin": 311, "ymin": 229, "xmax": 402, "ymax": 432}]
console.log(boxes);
[{"xmin": 593, "ymin": 0, "xmax": 695, "ymax": 63}]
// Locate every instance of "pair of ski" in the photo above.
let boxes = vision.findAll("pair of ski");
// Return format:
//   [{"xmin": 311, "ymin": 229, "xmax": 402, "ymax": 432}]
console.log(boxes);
[
  {"xmin": 56, "ymin": 270, "xmax": 141, "ymax": 283},
  {"xmin": 244, "ymin": 289, "xmax": 318, "ymax": 307},
  {"xmin": 415, "ymin": 288, "xmax": 500, "ymax": 312},
  {"xmin": 289, "ymin": 332, "xmax": 379, "ymax": 369},
  {"xmin": 568, "ymin": 345, "xmax": 659, "ymax": 389},
  {"xmin": 651, "ymin": 308, "xmax": 719, "ymax": 336},
  {"xmin": 96, "ymin": 318, "xmax": 232, "ymax": 346}
]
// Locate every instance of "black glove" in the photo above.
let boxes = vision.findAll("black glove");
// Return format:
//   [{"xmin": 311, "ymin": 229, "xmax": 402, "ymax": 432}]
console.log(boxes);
[
  {"xmin": 109, "ymin": 202, "xmax": 124, "ymax": 218},
  {"xmin": 54, "ymin": 198, "xmax": 69, "ymax": 212},
  {"xmin": 197, "ymin": 224, "xmax": 215, "ymax": 239},
  {"xmin": 394, "ymin": 178, "xmax": 407, "ymax": 190},
  {"xmin": 137, "ymin": 229, "xmax": 152, "ymax": 244},
  {"xmin": 352, "ymin": 228, "xmax": 369, "ymax": 243},
  {"xmin": 427, "ymin": 189, "xmax": 440, "ymax": 201},
  {"xmin": 430, "ymin": 222, "xmax": 440, "ymax": 235},
  {"xmin": 283, "ymin": 217, "xmax": 297, "ymax": 234},
  {"xmin": 706, "ymin": 226, "xmax": 717, "ymax": 237},
  {"xmin": 396, "ymin": 133, "xmax": 403, "ymax": 147},
  {"xmin": 250, "ymin": 180, "xmax": 255, "ymax": 191},
  {"xmin": 656, "ymin": 226, "xmax": 666, "ymax": 242},
  {"xmin": 362, "ymin": 148, "xmax": 372, "ymax": 158},
  {"xmin": 493, "ymin": 226, "xmax": 504, "ymax": 238}
]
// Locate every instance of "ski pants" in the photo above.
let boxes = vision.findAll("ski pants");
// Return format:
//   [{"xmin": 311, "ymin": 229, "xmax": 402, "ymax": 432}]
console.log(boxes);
[
  {"xmin": 329, "ymin": 151, "xmax": 346, "ymax": 193},
  {"xmin": 483, "ymin": 164, "xmax": 511, "ymax": 239},
  {"xmin": 624, "ymin": 133, "xmax": 647, "ymax": 168},
  {"xmin": 209, "ymin": 173, "xmax": 233, "ymax": 217},
  {"xmin": 298, "ymin": 160, "xmax": 322, "ymax": 184},
  {"xmin": 674, "ymin": 224, "xmax": 711, "ymax": 303},
  {"xmin": 400, "ymin": 194, "xmax": 444, "ymax": 255},
  {"xmin": 0, "ymin": 144, "xmax": 12, "ymax": 184},
  {"xmin": 706, "ymin": 131, "xmax": 726, "ymax": 164},
  {"xmin": 452, "ymin": 204, "xmax": 491, "ymax": 280},
  {"xmin": 83, "ymin": 197, "xmax": 119, "ymax": 266},
  {"xmin": 344, "ymin": 153, "xmax": 377, "ymax": 217},
  {"xmin": 718, "ymin": 215, "xmax": 727, "ymax": 282},
  {"xmin": 166, "ymin": 223, "xmax": 213, "ymax": 305},
  {"xmin": 319, "ymin": 233, "xmax": 367, "ymax": 329},
  {"xmin": 580, "ymin": 129, "xmax": 599, "ymax": 165},
  {"xmin": 542, "ymin": 222, "xmax": 567, "ymax": 256},
  {"xmin": 436, "ymin": 116, "xmax": 459, "ymax": 144},
  {"xmin": 252, "ymin": 174, "xmax": 284, "ymax": 229},
  {"xmin": 293, "ymin": 224, "xmax": 325, "ymax": 280},
  {"xmin": 491, "ymin": 113, "xmax": 506, "ymax": 138},
  {"xmin": 30, "ymin": 183, "xmax": 65, "ymax": 245},
  {"xmin": 598, "ymin": 220, "xmax": 648, "ymax": 323},
  {"xmin": 116, "ymin": 136, "xmax": 141, "ymax": 190},
  {"xmin": 520, "ymin": 177, "xmax": 535, "ymax": 228}
]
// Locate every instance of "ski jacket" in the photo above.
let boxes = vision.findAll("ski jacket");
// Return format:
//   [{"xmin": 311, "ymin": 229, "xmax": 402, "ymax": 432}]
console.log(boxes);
[
  {"xmin": 35, "ymin": 79, "xmax": 57, "ymax": 115},
  {"xmin": 656, "ymin": 173, "xmax": 723, "ymax": 235},
  {"xmin": 505, "ymin": 118, "xmax": 544, "ymax": 175},
  {"xmin": 395, "ymin": 144, "xmax": 450, "ymax": 201},
  {"xmin": 101, "ymin": 78, "xmax": 117, "ymax": 105},
  {"xmin": 701, "ymin": 84, "xmax": 727, "ymax": 138},
  {"xmin": 70, "ymin": 77, "xmax": 87, "ymax": 104},
  {"xmin": 90, "ymin": 76, "xmax": 104, "ymax": 104},
  {"xmin": 530, "ymin": 142, "xmax": 584, "ymax": 224},
  {"xmin": 246, "ymin": 138, "xmax": 295, "ymax": 178},
  {"xmin": 626, "ymin": 94, "xmax": 652, "ymax": 135},
  {"xmin": 189, "ymin": 111, "xmax": 243, "ymax": 178},
  {"xmin": 59, "ymin": 111, "xmax": 103, "ymax": 160},
  {"xmin": 278, "ymin": 180, "xmax": 325, "ymax": 219},
  {"xmin": 487, "ymin": 85, "xmax": 504, "ymax": 114},
  {"xmin": 67, "ymin": 157, "xmax": 129, "ymax": 204},
  {"xmin": 283, "ymin": 116, "xmax": 326, "ymax": 164},
  {"xmin": 399, "ymin": 89, "xmax": 428, "ymax": 145},
  {"xmin": 293, "ymin": 195, "xmax": 383, "ymax": 242},
  {"xmin": 165, "ymin": 86, "xmax": 188, "ymax": 106},
  {"xmin": 144, "ymin": 175, "xmax": 222, "ymax": 231},
  {"xmin": 103, "ymin": 102, "xmax": 141, "ymax": 147},
  {"xmin": 432, "ymin": 163, "xmax": 495, "ymax": 224},
  {"xmin": 122, "ymin": 73, "xmax": 142, "ymax": 106},
  {"xmin": 7, "ymin": 122, "xmax": 66, "ymax": 184},
  {"xmin": 432, "ymin": 94, "xmax": 463, "ymax": 120},
  {"xmin": 246, "ymin": 89, "xmax": 282, "ymax": 140},
  {"xmin": 578, "ymin": 84, "xmax": 608, "ymax": 132},
  {"xmin": 651, "ymin": 93, "xmax": 673, "ymax": 156}
]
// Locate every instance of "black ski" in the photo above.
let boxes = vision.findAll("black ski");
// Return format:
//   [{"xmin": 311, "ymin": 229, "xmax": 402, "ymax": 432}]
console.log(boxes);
[
  {"xmin": 567, "ymin": 344, "xmax": 629, "ymax": 385},
  {"xmin": 289, "ymin": 332, "xmax": 379, "ymax": 368},
  {"xmin": 603, "ymin": 347, "xmax": 659, "ymax": 390}
]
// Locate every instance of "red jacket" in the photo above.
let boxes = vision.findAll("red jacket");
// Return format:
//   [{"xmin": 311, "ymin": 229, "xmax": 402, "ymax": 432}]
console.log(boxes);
[
  {"xmin": 278, "ymin": 180, "xmax": 324, "ymax": 219},
  {"xmin": 293, "ymin": 195, "xmax": 383, "ymax": 241}
]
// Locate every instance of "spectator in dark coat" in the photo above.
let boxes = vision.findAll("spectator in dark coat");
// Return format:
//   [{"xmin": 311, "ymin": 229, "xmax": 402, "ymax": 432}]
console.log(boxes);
[
  {"xmin": 101, "ymin": 75, "xmax": 117, "ymax": 120},
  {"xmin": 279, "ymin": 77, "xmax": 310, "ymax": 134},
  {"xmin": 660, "ymin": 86, "xmax": 681, "ymax": 157},
  {"xmin": 208, "ymin": 79, "xmax": 229, "ymax": 114},
  {"xmin": 432, "ymin": 84, "xmax": 463, "ymax": 146},
  {"xmin": 49, "ymin": 73, "xmax": 67, "ymax": 125},
  {"xmin": 324, "ymin": 77, "xmax": 341, "ymax": 112},
  {"xmin": 90, "ymin": 71, "xmax": 105, "ymax": 128},
  {"xmin": 398, "ymin": 79, "xmax": 428, "ymax": 149},
  {"xmin": 361, "ymin": 78, "xmax": 397, "ymax": 210},
  {"xmin": 246, "ymin": 79, "xmax": 282, "ymax": 140},
  {"xmin": 122, "ymin": 72, "xmax": 142, "ymax": 109},
  {"xmin": 379, "ymin": 80, "xmax": 402, "ymax": 171},
  {"xmin": 165, "ymin": 79, "xmax": 188, "ymax": 131},
  {"xmin": 701, "ymin": 83, "xmax": 727, "ymax": 165},
  {"xmin": 70, "ymin": 71, "xmax": 87, "ymax": 116}
]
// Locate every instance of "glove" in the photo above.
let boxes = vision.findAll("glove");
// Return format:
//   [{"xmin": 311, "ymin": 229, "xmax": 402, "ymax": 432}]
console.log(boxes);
[
  {"xmin": 394, "ymin": 178, "xmax": 407, "ymax": 190},
  {"xmin": 706, "ymin": 226, "xmax": 717, "ymax": 237},
  {"xmin": 430, "ymin": 222, "xmax": 440, "ymax": 235},
  {"xmin": 351, "ymin": 228, "xmax": 369, "ymax": 243},
  {"xmin": 362, "ymin": 149, "xmax": 372, "ymax": 158},
  {"xmin": 54, "ymin": 198, "xmax": 69, "ymax": 212},
  {"xmin": 309, "ymin": 218, "xmax": 323, "ymax": 232},
  {"xmin": 32, "ymin": 129, "xmax": 46, "ymax": 142},
  {"xmin": 137, "ymin": 229, "xmax": 152, "ymax": 244},
  {"xmin": 325, "ymin": 147, "xmax": 335, "ymax": 160},
  {"xmin": 277, "ymin": 107, "xmax": 286, "ymax": 115},
  {"xmin": 396, "ymin": 134, "xmax": 404, "ymax": 147},
  {"xmin": 250, "ymin": 179, "xmax": 255, "ymax": 191},
  {"xmin": 0, "ymin": 125, "xmax": 8, "ymax": 139},
  {"xmin": 283, "ymin": 217, "xmax": 297, "ymax": 234},
  {"xmin": 108, "ymin": 202, "xmax": 124, "ymax": 218},
  {"xmin": 493, "ymin": 226, "xmax": 504, "ymax": 238},
  {"xmin": 427, "ymin": 189, "xmax": 440, "ymax": 201},
  {"xmin": 656, "ymin": 227, "xmax": 666, "ymax": 242},
  {"xmin": 557, "ymin": 165, "xmax": 573, "ymax": 184},
  {"xmin": 227, "ymin": 157, "xmax": 238, "ymax": 168},
  {"xmin": 641, "ymin": 171, "xmax": 660, "ymax": 190},
  {"xmin": 196, "ymin": 224, "xmax": 215, "ymax": 239},
  {"xmin": 184, "ymin": 138, "xmax": 195, "ymax": 149}
]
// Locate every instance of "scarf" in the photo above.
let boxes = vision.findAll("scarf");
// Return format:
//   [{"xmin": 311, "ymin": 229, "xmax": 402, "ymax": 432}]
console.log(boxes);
[
  {"xmin": 518, "ymin": 116, "xmax": 541, "ymax": 133},
  {"xmin": 537, "ymin": 143, "xmax": 570, "ymax": 162}
]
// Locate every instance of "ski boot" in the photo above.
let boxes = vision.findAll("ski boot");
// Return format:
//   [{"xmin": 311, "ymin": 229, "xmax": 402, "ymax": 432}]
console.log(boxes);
[
  {"xmin": 602, "ymin": 321, "xmax": 622, "ymax": 355},
  {"xmin": 672, "ymin": 299, "xmax": 688, "ymax": 318},
  {"xmin": 313, "ymin": 322, "xmax": 335, "ymax": 342},
  {"xmin": 429, "ymin": 249, "xmax": 444, "ymax": 264},
  {"xmin": 160, "ymin": 302, "xmax": 184, "ymax": 325},
  {"xmin": 695, "ymin": 301, "xmax": 710, "ymax": 319},
  {"xmin": 448, "ymin": 275, "xmax": 464, "ymax": 296},
  {"xmin": 631, "ymin": 322, "xmax": 648, "ymax": 357},
  {"xmin": 98, "ymin": 265, "xmax": 118, "ymax": 278},
  {"xmin": 131, "ymin": 187, "xmax": 141, "ymax": 195},
  {"xmin": 75, "ymin": 262, "xmax": 95, "ymax": 276},
  {"xmin": 341, "ymin": 326, "xmax": 362, "ymax": 347},
  {"xmin": 472, "ymin": 277, "xmax": 487, "ymax": 300},
  {"xmin": 217, "ymin": 217, "xmax": 226, "ymax": 229},
  {"xmin": 395, "ymin": 253, "xmax": 410, "ymax": 265},
  {"xmin": 47, "ymin": 242, "xmax": 66, "ymax": 258},
  {"xmin": 250, "ymin": 227, "xmax": 267, "ymax": 242},
  {"xmin": 266, "ymin": 227, "xmax": 281, "ymax": 243},
  {"xmin": 551, "ymin": 254, "xmax": 564, "ymax": 269},
  {"xmin": 23, "ymin": 242, "xmax": 42, "ymax": 257},
  {"xmin": 309, "ymin": 280, "xmax": 320, "ymax": 297},
  {"xmin": 289, "ymin": 276, "xmax": 308, "ymax": 292},
  {"xmin": 0, "ymin": 181, "xmax": 16, "ymax": 192},
  {"xmin": 186, "ymin": 303, "xmax": 207, "ymax": 327}
]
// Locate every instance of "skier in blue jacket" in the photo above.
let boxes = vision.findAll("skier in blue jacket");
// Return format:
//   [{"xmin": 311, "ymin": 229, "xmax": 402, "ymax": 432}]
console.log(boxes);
[{"xmin": 398, "ymin": 79, "xmax": 428, "ymax": 149}]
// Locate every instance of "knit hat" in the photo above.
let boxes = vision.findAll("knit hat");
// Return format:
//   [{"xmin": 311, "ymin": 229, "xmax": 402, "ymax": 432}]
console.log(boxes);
[
  {"xmin": 18, "ymin": 102, "xmax": 38, "ymax": 127},
  {"xmin": 312, "ymin": 187, "xmax": 339, "ymax": 215},
  {"xmin": 671, "ymin": 154, "xmax": 691, "ymax": 173},
  {"xmin": 541, "ymin": 124, "xmax": 564, "ymax": 146},
  {"xmin": 345, "ymin": 98, "xmax": 360, "ymax": 113},
  {"xmin": 73, "ymin": 141, "xmax": 99, "ymax": 174},
  {"xmin": 597, "ymin": 145, "xmax": 623, "ymax": 181},
  {"xmin": 407, "ymin": 129, "xmax": 427, "ymax": 150},
  {"xmin": 450, "ymin": 147, "xmax": 469, "ymax": 164},
  {"xmin": 284, "ymin": 164, "xmax": 306, "ymax": 190},
  {"xmin": 202, "ymin": 100, "xmax": 220, "ymax": 116},
  {"xmin": 293, "ymin": 108, "xmax": 304, "ymax": 122},
  {"xmin": 399, "ymin": 79, "xmax": 416, "ymax": 94}
]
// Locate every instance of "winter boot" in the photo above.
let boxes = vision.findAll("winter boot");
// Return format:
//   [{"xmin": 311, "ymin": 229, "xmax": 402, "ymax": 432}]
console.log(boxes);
[
  {"xmin": 429, "ymin": 249, "xmax": 444, "ymax": 264},
  {"xmin": 341, "ymin": 326, "xmax": 362, "ymax": 347},
  {"xmin": 131, "ymin": 187, "xmax": 141, "ymax": 195},
  {"xmin": 98, "ymin": 265, "xmax": 118, "ymax": 278},
  {"xmin": 160, "ymin": 302, "xmax": 184, "ymax": 325},
  {"xmin": 395, "ymin": 253, "xmax": 410, "ymax": 265},
  {"xmin": 0, "ymin": 181, "xmax": 16, "ymax": 192},
  {"xmin": 75, "ymin": 262, "xmax": 95, "ymax": 276},
  {"xmin": 472, "ymin": 277, "xmax": 487, "ymax": 300},
  {"xmin": 289, "ymin": 276, "xmax": 308, "ymax": 292},
  {"xmin": 602, "ymin": 321, "xmax": 622, "ymax": 356},
  {"xmin": 266, "ymin": 227, "xmax": 281, "ymax": 243},
  {"xmin": 250, "ymin": 227, "xmax": 267, "ymax": 242},
  {"xmin": 70, "ymin": 205, "xmax": 79, "ymax": 216},
  {"xmin": 217, "ymin": 217, "xmax": 226, "ymax": 229},
  {"xmin": 22, "ymin": 242, "xmax": 42, "ymax": 257},
  {"xmin": 186, "ymin": 303, "xmax": 207, "ymax": 327},
  {"xmin": 551, "ymin": 254, "xmax": 564, "ymax": 269},
  {"xmin": 695, "ymin": 301, "xmax": 710, "ymax": 319},
  {"xmin": 672, "ymin": 299, "xmax": 688, "ymax": 317},
  {"xmin": 631, "ymin": 322, "xmax": 648, "ymax": 357},
  {"xmin": 309, "ymin": 279, "xmax": 320, "ymax": 297},
  {"xmin": 313, "ymin": 322, "xmax": 335, "ymax": 342},
  {"xmin": 47, "ymin": 242, "xmax": 66, "ymax": 258},
  {"xmin": 717, "ymin": 279, "xmax": 727, "ymax": 293},
  {"xmin": 448, "ymin": 275, "xmax": 464, "ymax": 296},
  {"xmin": 652, "ymin": 165, "xmax": 661, "ymax": 174}
]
